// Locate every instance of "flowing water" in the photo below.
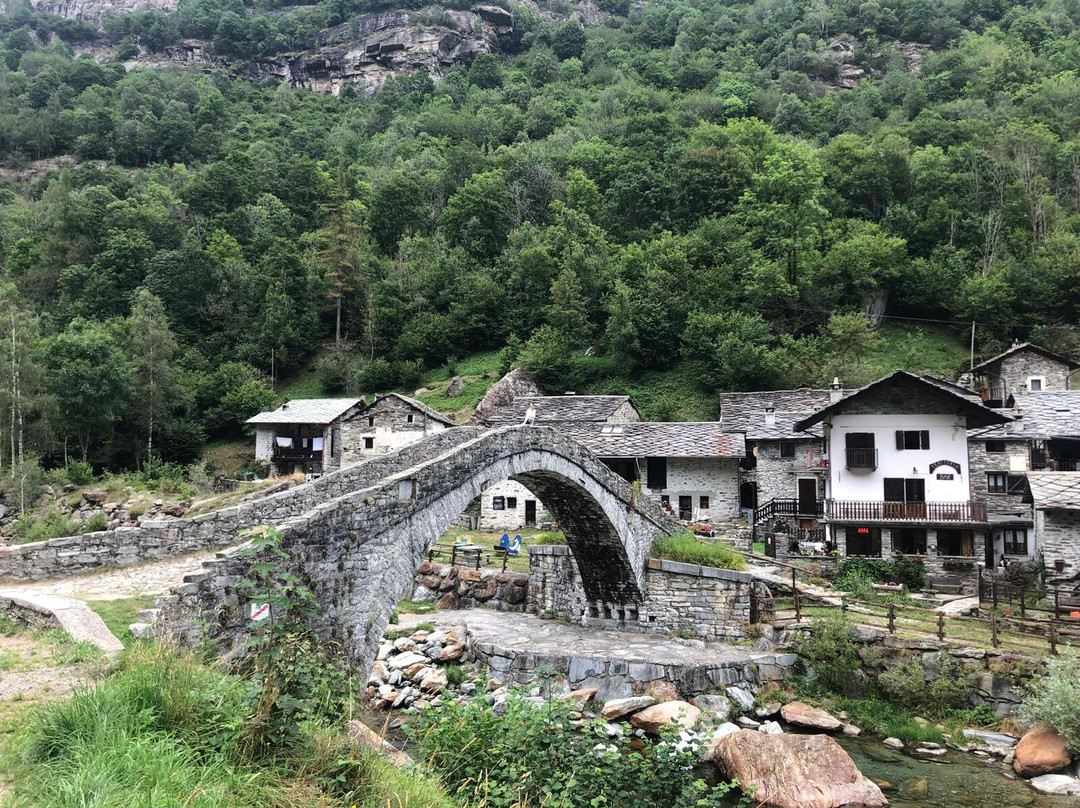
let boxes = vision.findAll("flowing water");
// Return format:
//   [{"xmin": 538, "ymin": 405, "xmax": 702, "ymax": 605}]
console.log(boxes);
[{"xmin": 836, "ymin": 736, "xmax": 1080, "ymax": 808}]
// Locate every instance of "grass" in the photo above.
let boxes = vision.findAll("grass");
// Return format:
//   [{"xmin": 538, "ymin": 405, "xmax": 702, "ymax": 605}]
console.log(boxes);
[
  {"xmin": 832, "ymin": 695, "xmax": 948, "ymax": 745},
  {"xmin": 396, "ymin": 600, "xmax": 437, "ymax": 615},
  {"xmin": 867, "ymin": 323, "xmax": 970, "ymax": 381},
  {"xmin": 436, "ymin": 526, "xmax": 564, "ymax": 572},
  {"xmin": 2, "ymin": 643, "xmax": 454, "ymax": 808},
  {"xmin": 651, "ymin": 531, "xmax": 747, "ymax": 570},
  {"xmin": 200, "ymin": 438, "xmax": 256, "ymax": 478},
  {"xmin": 580, "ymin": 359, "xmax": 717, "ymax": 421},
  {"xmin": 86, "ymin": 596, "xmax": 156, "ymax": 646}
]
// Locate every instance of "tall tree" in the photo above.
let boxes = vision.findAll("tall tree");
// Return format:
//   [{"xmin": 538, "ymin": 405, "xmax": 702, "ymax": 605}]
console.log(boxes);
[
  {"xmin": 0, "ymin": 284, "xmax": 45, "ymax": 512},
  {"xmin": 311, "ymin": 159, "xmax": 366, "ymax": 349},
  {"xmin": 128, "ymin": 288, "xmax": 178, "ymax": 466}
]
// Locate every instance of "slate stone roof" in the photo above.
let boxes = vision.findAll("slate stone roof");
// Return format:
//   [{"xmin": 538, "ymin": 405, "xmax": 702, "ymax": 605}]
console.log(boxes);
[
  {"xmin": 719, "ymin": 389, "xmax": 838, "ymax": 439},
  {"xmin": 969, "ymin": 341, "xmax": 1080, "ymax": 374},
  {"xmin": 486, "ymin": 395, "xmax": 638, "ymax": 424},
  {"xmin": 370, "ymin": 393, "xmax": 457, "ymax": 426},
  {"xmin": 246, "ymin": 398, "xmax": 365, "ymax": 425},
  {"xmin": 969, "ymin": 391, "xmax": 1080, "ymax": 440},
  {"xmin": 794, "ymin": 370, "xmax": 1011, "ymax": 431},
  {"xmin": 1026, "ymin": 472, "xmax": 1080, "ymax": 510},
  {"xmin": 559, "ymin": 422, "xmax": 745, "ymax": 458}
]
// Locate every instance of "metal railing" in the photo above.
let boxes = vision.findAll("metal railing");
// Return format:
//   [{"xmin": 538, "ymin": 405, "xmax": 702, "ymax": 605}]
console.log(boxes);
[
  {"xmin": 825, "ymin": 500, "xmax": 988, "ymax": 522},
  {"xmin": 845, "ymin": 447, "xmax": 878, "ymax": 469}
]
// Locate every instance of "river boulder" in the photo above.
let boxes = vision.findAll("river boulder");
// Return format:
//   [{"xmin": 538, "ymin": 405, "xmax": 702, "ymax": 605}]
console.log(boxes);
[
  {"xmin": 780, "ymin": 701, "xmax": 844, "ymax": 732},
  {"xmin": 710, "ymin": 730, "xmax": 888, "ymax": 808},
  {"xmin": 1014, "ymin": 726, "xmax": 1073, "ymax": 778},
  {"xmin": 629, "ymin": 701, "xmax": 701, "ymax": 734}
]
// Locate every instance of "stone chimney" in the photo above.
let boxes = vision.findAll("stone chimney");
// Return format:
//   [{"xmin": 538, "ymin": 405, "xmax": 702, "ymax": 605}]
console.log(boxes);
[
  {"xmin": 764, "ymin": 404, "xmax": 776, "ymax": 427},
  {"xmin": 830, "ymin": 377, "xmax": 844, "ymax": 403}
]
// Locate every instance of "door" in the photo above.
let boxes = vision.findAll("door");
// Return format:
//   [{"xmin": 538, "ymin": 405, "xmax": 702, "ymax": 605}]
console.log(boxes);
[
  {"xmin": 740, "ymin": 482, "xmax": 758, "ymax": 510},
  {"xmin": 678, "ymin": 495, "xmax": 693, "ymax": 521},
  {"xmin": 524, "ymin": 500, "xmax": 537, "ymax": 527},
  {"xmin": 797, "ymin": 478, "xmax": 818, "ymax": 516}
]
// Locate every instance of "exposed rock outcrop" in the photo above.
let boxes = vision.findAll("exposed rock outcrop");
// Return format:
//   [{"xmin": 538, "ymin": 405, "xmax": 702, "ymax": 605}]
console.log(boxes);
[
  {"xmin": 710, "ymin": 731, "xmax": 888, "ymax": 808},
  {"xmin": 0, "ymin": 0, "xmax": 178, "ymax": 23},
  {"xmin": 467, "ymin": 368, "xmax": 540, "ymax": 425}
]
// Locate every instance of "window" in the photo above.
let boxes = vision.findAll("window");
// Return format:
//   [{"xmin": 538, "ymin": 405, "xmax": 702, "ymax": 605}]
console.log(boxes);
[
  {"xmin": 780, "ymin": 441, "xmax": 796, "ymax": 458},
  {"xmin": 647, "ymin": 457, "xmax": 667, "ymax": 490},
  {"xmin": 492, "ymin": 496, "xmax": 505, "ymax": 510},
  {"xmin": 506, "ymin": 497, "xmax": 518, "ymax": 509},
  {"xmin": 699, "ymin": 496, "xmax": 710, "ymax": 509},
  {"xmin": 938, "ymin": 529, "xmax": 974, "ymax": 556},
  {"xmin": 895, "ymin": 430, "xmax": 930, "ymax": 450},
  {"xmin": 600, "ymin": 425, "xmax": 625, "ymax": 434},
  {"xmin": 893, "ymin": 528, "xmax": 927, "ymax": 555},
  {"xmin": 883, "ymin": 478, "xmax": 925, "ymax": 502},
  {"xmin": 1000, "ymin": 528, "xmax": 1028, "ymax": 555},
  {"xmin": 986, "ymin": 440, "xmax": 1006, "ymax": 453},
  {"xmin": 364, "ymin": 437, "xmax": 374, "ymax": 449},
  {"xmin": 1029, "ymin": 377, "xmax": 1044, "ymax": 392},
  {"xmin": 845, "ymin": 433, "xmax": 876, "ymax": 469},
  {"xmin": 847, "ymin": 526, "xmax": 882, "ymax": 557},
  {"xmin": 987, "ymin": 473, "xmax": 1026, "ymax": 494},
  {"xmin": 407, "ymin": 413, "xmax": 414, "ymax": 423},
  {"xmin": 367, "ymin": 416, "xmax": 374, "ymax": 427}
]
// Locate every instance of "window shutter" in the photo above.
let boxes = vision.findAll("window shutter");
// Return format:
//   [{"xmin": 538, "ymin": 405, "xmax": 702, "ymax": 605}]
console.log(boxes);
[
  {"xmin": 920, "ymin": 430, "xmax": 930, "ymax": 450},
  {"xmin": 647, "ymin": 457, "xmax": 667, "ymax": 490},
  {"xmin": 895, "ymin": 431, "xmax": 904, "ymax": 450},
  {"xmin": 883, "ymin": 478, "xmax": 905, "ymax": 501}
]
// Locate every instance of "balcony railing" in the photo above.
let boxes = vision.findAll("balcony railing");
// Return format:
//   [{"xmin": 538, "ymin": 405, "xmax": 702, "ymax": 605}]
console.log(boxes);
[
  {"xmin": 272, "ymin": 448, "xmax": 323, "ymax": 463},
  {"xmin": 825, "ymin": 500, "xmax": 988, "ymax": 523},
  {"xmin": 753, "ymin": 498, "xmax": 824, "ymax": 523},
  {"xmin": 845, "ymin": 448, "xmax": 878, "ymax": 469}
]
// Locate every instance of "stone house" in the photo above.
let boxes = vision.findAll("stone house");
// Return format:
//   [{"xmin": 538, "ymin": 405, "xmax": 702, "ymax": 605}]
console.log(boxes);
[
  {"xmin": 561, "ymin": 421, "xmax": 746, "ymax": 522},
  {"xmin": 719, "ymin": 386, "xmax": 844, "ymax": 536},
  {"xmin": 795, "ymin": 371, "xmax": 1011, "ymax": 581},
  {"xmin": 247, "ymin": 398, "xmax": 366, "ymax": 477},
  {"xmin": 1025, "ymin": 473, "xmax": 1080, "ymax": 575},
  {"xmin": 968, "ymin": 341, "xmax": 1079, "ymax": 406},
  {"xmin": 968, "ymin": 390, "xmax": 1080, "ymax": 567},
  {"xmin": 339, "ymin": 393, "xmax": 456, "ymax": 466},
  {"xmin": 478, "ymin": 395, "xmax": 640, "ymax": 531}
]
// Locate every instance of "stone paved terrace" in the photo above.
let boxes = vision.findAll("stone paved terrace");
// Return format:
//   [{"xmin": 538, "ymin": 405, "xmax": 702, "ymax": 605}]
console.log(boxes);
[{"xmin": 453, "ymin": 610, "xmax": 797, "ymax": 701}]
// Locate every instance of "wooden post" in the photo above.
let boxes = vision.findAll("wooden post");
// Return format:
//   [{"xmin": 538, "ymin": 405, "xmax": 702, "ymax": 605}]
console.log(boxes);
[
  {"xmin": 1055, "ymin": 589, "xmax": 1060, "ymax": 620},
  {"xmin": 990, "ymin": 613, "xmax": 999, "ymax": 648},
  {"xmin": 1050, "ymin": 622, "xmax": 1058, "ymax": 656},
  {"xmin": 1019, "ymin": 582, "xmax": 1026, "ymax": 619},
  {"xmin": 977, "ymin": 572, "xmax": 982, "ymax": 609},
  {"xmin": 451, "ymin": 545, "xmax": 457, "ymax": 567},
  {"xmin": 888, "ymin": 602, "xmax": 895, "ymax": 634},
  {"xmin": 992, "ymin": 579, "xmax": 998, "ymax": 612},
  {"xmin": 501, "ymin": 550, "xmax": 508, "ymax": 572},
  {"xmin": 792, "ymin": 567, "xmax": 801, "ymax": 623},
  {"xmin": 937, "ymin": 613, "xmax": 945, "ymax": 641}
]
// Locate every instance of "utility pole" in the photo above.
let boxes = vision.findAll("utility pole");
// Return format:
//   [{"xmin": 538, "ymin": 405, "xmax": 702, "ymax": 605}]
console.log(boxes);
[{"xmin": 970, "ymin": 321, "xmax": 976, "ymax": 369}]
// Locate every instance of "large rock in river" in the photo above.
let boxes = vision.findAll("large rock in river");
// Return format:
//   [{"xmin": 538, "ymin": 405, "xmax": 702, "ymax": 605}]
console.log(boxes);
[
  {"xmin": 1014, "ymin": 725, "xmax": 1073, "ymax": 778},
  {"xmin": 630, "ymin": 701, "xmax": 701, "ymax": 734},
  {"xmin": 780, "ymin": 701, "xmax": 844, "ymax": 732},
  {"xmin": 710, "ymin": 730, "xmax": 888, "ymax": 808}
]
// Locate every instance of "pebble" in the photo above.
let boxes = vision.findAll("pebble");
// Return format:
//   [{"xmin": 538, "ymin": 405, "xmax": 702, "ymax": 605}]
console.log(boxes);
[
  {"xmin": 883, "ymin": 737, "xmax": 905, "ymax": 749},
  {"xmin": 736, "ymin": 716, "xmax": 761, "ymax": 728}
]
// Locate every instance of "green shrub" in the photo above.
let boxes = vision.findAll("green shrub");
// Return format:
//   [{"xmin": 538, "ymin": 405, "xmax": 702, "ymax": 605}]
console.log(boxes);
[
  {"xmin": 533, "ymin": 529, "xmax": 567, "ymax": 544},
  {"xmin": 794, "ymin": 613, "xmax": 861, "ymax": 696},
  {"xmin": 836, "ymin": 556, "xmax": 925, "ymax": 592},
  {"xmin": 877, "ymin": 656, "xmax": 972, "ymax": 718},
  {"xmin": 1020, "ymin": 657, "xmax": 1080, "ymax": 753},
  {"xmin": 81, "ymin": 513, "xmax": 109, "ymax": 533},
  {"xmin": 411, "ymin": 691, "xmax": 740, "ymax": 808},
  {"xmin": 651, "ymin": 531, "xmax": 746, "ymax": 570},
  {"xmin": 66, "ymin": 459, "xmax": 95, "ymax": 486}
]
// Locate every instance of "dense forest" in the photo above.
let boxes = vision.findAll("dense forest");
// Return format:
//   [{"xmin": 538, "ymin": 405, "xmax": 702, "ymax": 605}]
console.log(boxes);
[{"xmin": 0, "ymin": 0, "xmax": 1078, "ymax": 485}]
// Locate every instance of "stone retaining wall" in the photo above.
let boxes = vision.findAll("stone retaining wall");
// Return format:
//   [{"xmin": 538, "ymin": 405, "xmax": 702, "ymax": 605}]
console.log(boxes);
[
  {"xmin": 0, "ymin": 594, "xmax": 63, "ymax": 633},
  {"xmin": 528, "ymin": 545, "xmax": 754, "ymax": 641},
  {"xmin": 0, "ymin": 428, "xmax": 481, "ymax": 582},
  {"xmin": 411, "ymin": 561, "xmax": 528, "ymax": 611}
]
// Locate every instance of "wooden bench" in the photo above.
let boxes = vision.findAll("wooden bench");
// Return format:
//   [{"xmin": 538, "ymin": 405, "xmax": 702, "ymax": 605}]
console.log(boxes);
[{"xmin": 927, "ymin": 576, "xmax": 966, "ymax": 595}]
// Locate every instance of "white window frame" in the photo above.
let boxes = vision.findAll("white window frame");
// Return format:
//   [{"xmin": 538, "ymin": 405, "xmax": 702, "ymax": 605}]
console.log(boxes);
[{"xmin": 1028, "ymin": 376, "xmax": 1045, "ymax": 392}]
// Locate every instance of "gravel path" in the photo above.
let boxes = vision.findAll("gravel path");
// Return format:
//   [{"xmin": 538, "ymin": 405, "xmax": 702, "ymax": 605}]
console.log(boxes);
[{"xmin": 0, "ymin": 547, "xmax": 237, "ymax": 600}]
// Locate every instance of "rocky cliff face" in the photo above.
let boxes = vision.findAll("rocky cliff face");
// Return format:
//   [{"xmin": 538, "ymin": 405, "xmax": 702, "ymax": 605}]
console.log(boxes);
[
  {"xmin": 126, "ymin": 4, "xmax": 513, "ymax": 98},
  {"xmin": 0, "ymin": 0, "xmax": 179, "ymax": 23}
]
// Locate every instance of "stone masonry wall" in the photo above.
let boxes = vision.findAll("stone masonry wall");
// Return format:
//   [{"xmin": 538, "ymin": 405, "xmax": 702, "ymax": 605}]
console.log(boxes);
[
  {"xmin": 1037, "ymin": 509, "xmax": 1080, "ymax": 574},
  {"xmin": 411, "ymin": 560, "xmax": 528, "ymax": 611},
  {"xmin": 995, "ymin": 352, "xmax": 1073, "ymax": 396},
  {"xmin": 747, "ymin": 438, "xmax": 825, "ymax": 507},
  {"xmin": 0, "ymin": 428, "xmax": 480, "ymax": 582},
  {"xmin": 152, "ymin": 427, "xmax": 682, "ymax": 676},
  {"xmin": 528, "ymin": 545, "xmax": 753, "ymax": 641}
]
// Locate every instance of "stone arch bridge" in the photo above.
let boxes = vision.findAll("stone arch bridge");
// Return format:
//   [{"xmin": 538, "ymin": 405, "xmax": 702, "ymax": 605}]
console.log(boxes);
[{"xmin": 153, "ymin": 426, "xmax": 683, "ymax": 668}]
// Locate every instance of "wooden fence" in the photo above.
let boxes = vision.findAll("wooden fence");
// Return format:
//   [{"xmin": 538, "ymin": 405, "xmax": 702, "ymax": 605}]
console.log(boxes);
[{"xmin": 749, "ymin": 555, "xmax": 1080, "ymax": 657}]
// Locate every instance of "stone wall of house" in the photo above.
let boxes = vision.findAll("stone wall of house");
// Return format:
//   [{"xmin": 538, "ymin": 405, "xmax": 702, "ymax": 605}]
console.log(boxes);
[
  {"xmin": 746, "ymin": 438, "xmax": 825, "ymax": 507},
  {"xmin": 968, "ymin": 439, "xmax": 1032, "ymax": 509},
  {"xmin": 147, "ymin": 427, "xmax": 681, "ymax": 677},
  {"xmin": 0, "ymin": 428, "xmax": 480, "ymax": 581},
  {"xmin": 411, "ymin": 560, "xmax": 528, "ymax": 610},
  {"xmin": 528, "ymin": 545, "xmax": 753, "ymax": 641},
  {"xmin": 340, "ymin": 396, "xmax": 450, "ymax": 467},
  {"xmin": 995, "ymin": 352, "xmax": 1073, "ymax": 396},
  {"xmin": 1036, "ymin": 509, "xmax": 1080, "ymax": 574},
  {"xmin": 651, "ymin": 457, "xmax": 741, "ymax": 521},
  {"xmin": 478, "ymin": 479, "xmax": 550, "ymax": 532},
  {"xmin": 833, "ymin": 525, "xmax": 985, "ymax": 592}
]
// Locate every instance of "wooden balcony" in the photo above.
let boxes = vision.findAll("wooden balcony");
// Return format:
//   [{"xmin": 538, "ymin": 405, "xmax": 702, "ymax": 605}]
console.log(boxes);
[
  {"xmin": 754, "ymin": 498, "xmax": 824, "ymax": 523},
  {"xmin": 845, "ymin": 448, "xmax": 878, "ymax": 469},
  {"xmin": 825, "ymin": 500, "xmax": 988, "ymax": 523},
  {"xmin": 272, "ymin": 448, "xmax": 323, "ymax": 463}
]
